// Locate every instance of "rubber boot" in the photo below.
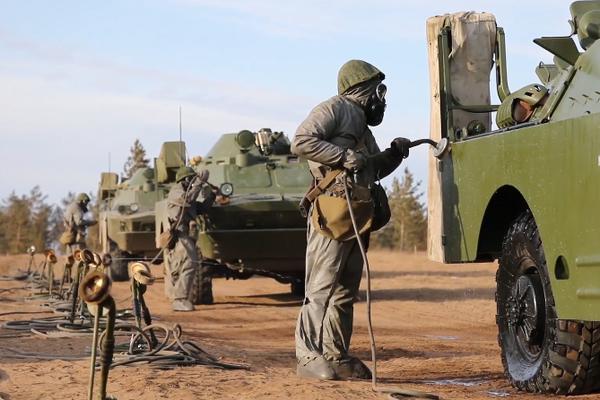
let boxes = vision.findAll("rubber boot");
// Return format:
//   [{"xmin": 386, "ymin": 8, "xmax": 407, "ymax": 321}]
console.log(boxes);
[
  {"xmin": 296, "ymin": 357, "xmax": 338, "ymax": 380},
  {"xmin": 331, "ymin": 357, "xmax": 372, "ymax": 380}
]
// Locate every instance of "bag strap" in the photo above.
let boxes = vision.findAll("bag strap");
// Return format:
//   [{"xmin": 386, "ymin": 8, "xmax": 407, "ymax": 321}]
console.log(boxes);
[{"xmin": 305, "ymin": 169, "xmax": 344, "ymax": 203}]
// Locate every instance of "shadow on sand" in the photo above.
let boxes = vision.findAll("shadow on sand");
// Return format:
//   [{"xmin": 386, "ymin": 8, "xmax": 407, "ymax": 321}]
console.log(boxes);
[{"xmin": 359, "ymin": 286, "xmax": 494, "ymax": 302}]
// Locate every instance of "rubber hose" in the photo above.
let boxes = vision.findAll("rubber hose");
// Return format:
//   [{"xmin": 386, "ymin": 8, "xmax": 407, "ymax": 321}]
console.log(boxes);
[{"xmin": 343, "ymin": 173, "xmax": 439, "ymax": 400}]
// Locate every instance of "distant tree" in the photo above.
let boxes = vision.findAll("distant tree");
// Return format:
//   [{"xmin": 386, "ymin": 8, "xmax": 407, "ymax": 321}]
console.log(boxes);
[
  {"xmin": 371, "ymin": 168, "xmax": 427, "ymax": 251},
  {"xmin": 0, "ymin": 188, "xmax": 101, "ymax": 255},
  {"xmin": 29, "ymin": 186, "xmax": 53, "ymax": 250},
  {"xmin": 123, "ymin": 139, "xmax": 150, "ymax": 180},
  {"xmin": 2, "ymin": 192, "xmax": 33, "ymax": 254}
]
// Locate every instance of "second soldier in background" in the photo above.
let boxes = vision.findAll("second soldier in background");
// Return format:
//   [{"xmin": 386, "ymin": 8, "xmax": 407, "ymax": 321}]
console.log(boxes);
[{"xmin": 165, "ymin": 166, "xmax": 215, "ymax": 311}]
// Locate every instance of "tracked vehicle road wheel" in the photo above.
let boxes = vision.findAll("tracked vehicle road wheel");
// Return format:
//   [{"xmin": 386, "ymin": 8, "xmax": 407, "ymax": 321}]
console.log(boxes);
[
  {"xmin": 191, "ymin": 261, "xmax": 213, "ymax": 305},
  {"xmin": 497, "ymin": 210, "xmax": 600, "ymax": 394}
]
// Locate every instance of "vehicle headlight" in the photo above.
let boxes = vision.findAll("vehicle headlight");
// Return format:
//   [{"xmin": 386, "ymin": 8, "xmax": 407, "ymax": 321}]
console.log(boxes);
[
  {"xmin": 129, "ymin": 203, "xmax": 140, "ymax": 213},
  {"xmin": 219, "ymin": 182, "xmax": 234, "ymax": 197}
]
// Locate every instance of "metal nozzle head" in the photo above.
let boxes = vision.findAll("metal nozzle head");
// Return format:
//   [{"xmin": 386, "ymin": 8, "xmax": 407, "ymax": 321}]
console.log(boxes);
[
  {"xmin": 92, "ymin": 252, "xmax": 102, "ymax": 267},
  {"xmin": 79, "ymin": 271, "xmax": 112, "ymax": 305},
  {"xmin": 433, "ymin": 138, "xmax": 450, "ymax": 159},
  {"xmin": 129, "ymin": 262, "xmax": 154, "ymax": 285},
  {"xmin": 82, "ymin": 249, "xmax": 95, "ymax": 264},
  {"xmin": 45, "ymin": 249, "xmax": 57, "ymax": 264}
]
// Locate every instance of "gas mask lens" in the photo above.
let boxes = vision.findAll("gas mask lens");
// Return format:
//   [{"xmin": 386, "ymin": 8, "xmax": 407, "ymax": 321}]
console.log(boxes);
[{"xmin": 375, "ymin": 83, "xmax": 387, "ymax": 102}]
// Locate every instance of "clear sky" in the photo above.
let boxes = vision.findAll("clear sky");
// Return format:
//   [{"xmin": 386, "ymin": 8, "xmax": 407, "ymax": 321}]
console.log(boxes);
[{"xmin": 0, "ymin": 0, "xmax": 570, "ymax": 205}]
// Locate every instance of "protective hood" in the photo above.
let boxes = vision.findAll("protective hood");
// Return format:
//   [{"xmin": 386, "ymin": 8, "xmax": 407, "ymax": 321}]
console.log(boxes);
[{"xmin": 343, "ymin": 79, "xmax": 380, "ymax": 108}]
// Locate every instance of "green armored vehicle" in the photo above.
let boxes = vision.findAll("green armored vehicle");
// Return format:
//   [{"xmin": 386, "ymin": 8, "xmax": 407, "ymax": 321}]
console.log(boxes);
[
  {"xmin": 156, "ymin": 129, "xmax": 311, "ymax": 303},
  {"xmin": 98, "ymin": 141, "xmax": 186, "ymax": 280},
  {"xmin": 427, "ymin": 2, "xmax": 600, "ymax": 394}
]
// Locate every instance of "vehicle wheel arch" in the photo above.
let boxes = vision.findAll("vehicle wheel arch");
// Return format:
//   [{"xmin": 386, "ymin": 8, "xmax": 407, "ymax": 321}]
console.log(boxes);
[{"xmin": 476, "ymin": 185, "xmax": 531, "ymax": 261}]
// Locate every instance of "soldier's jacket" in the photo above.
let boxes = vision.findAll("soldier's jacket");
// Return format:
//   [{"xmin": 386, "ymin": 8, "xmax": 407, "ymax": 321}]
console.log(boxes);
[
  {"xmin": 64, "ymin": 202, "xmax": 89, "ymax": 241},
  {"xmin": 291, "ymin": 91, "xmax": 401, "ymax": 189},
  {"xmin": 167, "ymin": 181, "xmax": 215, "ymax": 236}
]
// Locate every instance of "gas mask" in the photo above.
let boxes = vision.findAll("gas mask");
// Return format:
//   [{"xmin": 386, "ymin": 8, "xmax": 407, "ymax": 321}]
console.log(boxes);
[
  {"xmin": 181, "ymin": 175, "xmax": 194, "ymax": 189},
  {"xmin": 365, "ymin": 82, "xmax": 387, "ymax": 126}
]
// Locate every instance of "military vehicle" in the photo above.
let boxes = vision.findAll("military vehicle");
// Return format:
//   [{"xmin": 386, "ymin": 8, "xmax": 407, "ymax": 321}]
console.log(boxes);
[
  {"xmin": 98, "ymin": 141, "xmax": 186, "ymax": 280},
  {"xmin": 155, "ymin": 128, "xmax": 311, "ymax": 304},
  {"xmin": 427, "ymin": 2, "xmax": 600, "ymax": 394}
]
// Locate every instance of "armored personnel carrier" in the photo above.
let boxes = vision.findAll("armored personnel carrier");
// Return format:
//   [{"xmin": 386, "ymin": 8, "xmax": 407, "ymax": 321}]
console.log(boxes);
[
  {"xmin": 427, "ymin": 2, "xmax": 600, "ymax": 394},
  {"xmin": 156, "ymin": 129, "xmax": 311, "ymax": 304},
  {"xmin": 98, "ymin": 141, "xmax": 186, "ymax": 280}
]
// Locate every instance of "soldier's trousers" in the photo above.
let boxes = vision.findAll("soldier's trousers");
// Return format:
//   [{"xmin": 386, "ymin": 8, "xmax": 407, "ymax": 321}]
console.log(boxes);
[
  {"xmin": 295, "ymin": 222, "xmax": 363, "ymax": 361},
  {"xmin": 165, "ymin": 235, "xmax": 198, "ymax": 301}
]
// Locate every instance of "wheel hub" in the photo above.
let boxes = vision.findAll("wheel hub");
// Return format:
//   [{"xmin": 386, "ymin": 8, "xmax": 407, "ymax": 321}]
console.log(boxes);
[{"xmin": 506, "ymin": 274, "xmax": 545, "ymax": 357}]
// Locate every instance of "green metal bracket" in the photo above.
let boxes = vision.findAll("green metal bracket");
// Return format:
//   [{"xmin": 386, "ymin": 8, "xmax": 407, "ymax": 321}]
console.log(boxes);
[{"xmin": 495, "ymin": 28, "xmax": 512, "ymax": 101}]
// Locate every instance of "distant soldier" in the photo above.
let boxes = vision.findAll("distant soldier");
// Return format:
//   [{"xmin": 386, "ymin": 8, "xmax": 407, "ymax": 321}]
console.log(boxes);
[
  {"xmin": 165, "ymin": 166, "xmax": 215, "ymax": 312},
  {"xmin": 61, "ymin": 193, "xmax": 97, "ymax": 254}
]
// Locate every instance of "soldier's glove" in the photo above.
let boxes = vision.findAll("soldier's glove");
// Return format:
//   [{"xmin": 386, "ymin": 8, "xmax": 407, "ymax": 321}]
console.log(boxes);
[
  {"xmin": 342, "ymin": 149, "xmax": 366, "ymax": 172},
  {"xmin": 86, "ymin": 220, "xmax": 98, "ymax": 227},
  {"xmin": 390, "ymin": 137, "xmax": 411, "ymax": 159}
]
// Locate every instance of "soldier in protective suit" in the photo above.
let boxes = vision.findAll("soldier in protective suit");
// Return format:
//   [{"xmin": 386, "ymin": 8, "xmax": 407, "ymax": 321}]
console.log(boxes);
[
  {"xmin": 165, "ymin": 166, "xmax": 215, "ymax": 312},
  {"xmin": 291, "ymin": 60, "xmax": 411, "ymax": 380},
  {"xmin": 62, "ymin": 193, "xmax": 97, "ymax": 255}
]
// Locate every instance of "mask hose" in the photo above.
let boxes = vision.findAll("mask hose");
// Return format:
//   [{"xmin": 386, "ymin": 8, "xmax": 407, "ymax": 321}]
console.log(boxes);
[{"xmin": 343, "ymin": 172, "xmax": 439, "ymax": 400}]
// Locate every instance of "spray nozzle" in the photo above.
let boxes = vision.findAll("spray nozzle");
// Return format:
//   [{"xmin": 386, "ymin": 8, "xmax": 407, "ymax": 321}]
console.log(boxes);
[{"xmin": 408, "ymin": 138, "xmax": 450, "ymax": 159}]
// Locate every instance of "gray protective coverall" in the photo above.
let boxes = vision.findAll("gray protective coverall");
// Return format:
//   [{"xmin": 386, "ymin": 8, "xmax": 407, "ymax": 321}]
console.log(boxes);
[
  {"xmin": 165, "ymin": 181, "xmax": 215, "ymax": 301},
  {"xmin": 292, "ymin": 84, "xmax": 403, "ymax": 364},
  {"xmin": 63, "ymin": 202, "xmax": 93, "ymax": 254}
]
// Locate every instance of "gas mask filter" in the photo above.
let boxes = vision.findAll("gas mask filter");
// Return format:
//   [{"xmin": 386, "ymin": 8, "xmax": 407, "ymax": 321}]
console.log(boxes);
[{"xmin": 366, "ymin": 82, "xmax": 387, "ymax": 126}]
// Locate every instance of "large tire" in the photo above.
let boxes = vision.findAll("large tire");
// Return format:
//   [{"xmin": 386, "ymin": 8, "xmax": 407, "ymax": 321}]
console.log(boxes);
[
  {"xmin": 109, "ymin": 248, "xmax": 129, "ymax": 282},
  {"xmin": 108, "ymin": 239, "xmax": 131, "ymax": 282},
  {"xmin": 496, "ymin": 210, "xmax": 600, "ymax": 394},
  {"xmin": 191, "ymin": 261, "xmax": 213, "ymax": 305}
]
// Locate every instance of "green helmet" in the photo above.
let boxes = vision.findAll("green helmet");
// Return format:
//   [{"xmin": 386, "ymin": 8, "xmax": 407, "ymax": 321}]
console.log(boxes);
[
  {"xmin": 175, "ymin": 166, "xmax": 196, "ymax": 182},
  {"xmin": 76, "ymin": 193, "xmax": 90, "ymax": 203},
  {"xmin": 337, "ymin": 60, "xmax": 385, "ymax": 95}
]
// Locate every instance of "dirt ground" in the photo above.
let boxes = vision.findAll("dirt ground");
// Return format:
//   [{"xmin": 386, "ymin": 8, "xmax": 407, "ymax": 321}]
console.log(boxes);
[{"xmin": 1, "ymin": 251, "xmax": 599, "ymax": 400}]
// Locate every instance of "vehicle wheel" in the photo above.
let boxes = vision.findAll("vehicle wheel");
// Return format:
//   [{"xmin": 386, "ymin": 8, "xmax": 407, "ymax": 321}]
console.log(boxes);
[
  {"xmin": 290, "ymin": 279, "xmax": 305, "ymax": 297},
  {"xmin": 496, "ymin": 210, "xmax": 600, "ymax": 394},
  {"xmin": 109, "ymin": 240, "xmax": 131, "ymax": 282},
  {"xmin": 191, "ymin": 261, "xmax": 213, "ymax": 305},
  {"xmin": 109, "ymin": 250, "xmax": 129, "ymax": 282}
]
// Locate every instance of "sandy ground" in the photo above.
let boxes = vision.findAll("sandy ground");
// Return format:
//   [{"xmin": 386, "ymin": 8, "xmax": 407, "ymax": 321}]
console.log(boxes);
[{"xmin": 1, "ymin": 251, "xmax": 599, "ymax": 400}]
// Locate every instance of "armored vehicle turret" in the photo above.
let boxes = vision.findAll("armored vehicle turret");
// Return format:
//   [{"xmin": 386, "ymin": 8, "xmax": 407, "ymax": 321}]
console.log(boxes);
[
  {"xmin": 98, "ymin": 141, "xmax": 185, "ymax": 280},
  {"xmin": 156, "ymin": 129, "xmax": 311, "ymax": 304},
  {"xmin": 428, "ymin": 1, "xmax": 600, "ymax": 394}
]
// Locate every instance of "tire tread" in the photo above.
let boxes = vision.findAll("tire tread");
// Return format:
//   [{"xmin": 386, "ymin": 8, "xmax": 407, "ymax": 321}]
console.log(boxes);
[{"xmin": 497, "ymin": 210, "xmax": 600, "ymax": 394}]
